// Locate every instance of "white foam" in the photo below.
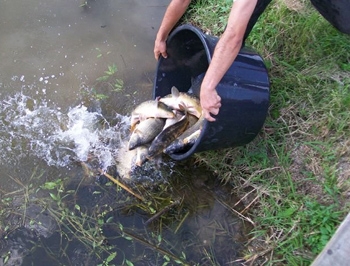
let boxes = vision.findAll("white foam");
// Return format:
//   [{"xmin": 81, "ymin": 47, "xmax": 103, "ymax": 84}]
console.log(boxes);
[{"xmin": 0, "ymin": 92, "xmax": 130, "ymax": 170}]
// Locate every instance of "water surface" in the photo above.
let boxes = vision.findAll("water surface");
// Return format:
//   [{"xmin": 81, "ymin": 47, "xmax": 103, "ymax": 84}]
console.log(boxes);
[{"xmin": 0, "ymin": 1, "xmax": 250, "ymax": 265}]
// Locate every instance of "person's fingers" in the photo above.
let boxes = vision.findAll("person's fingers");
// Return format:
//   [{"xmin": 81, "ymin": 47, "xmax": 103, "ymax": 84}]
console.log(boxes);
[
  {"xmin": 154, "ymin": 51, "xmax": 168, "ymax": 60},
  {"xmin": 154, "ymin": 52, "xmax": 160, "ymax": 60},
  {"xmin": 161, "ymin": 51, "xmax": 168, "ymax": 59},
  {"xmin": 205, "ymin": 112, "xmax": 216, "ymax": 122},
  {"xmin": 203, "ymin": 109, "xmax": 217, "ymax": 122},
  {"xmin": 209, "ymin": 107, "xmax": 219, "ymax": 115},
  {"xmin": 209, "ymin": 101, "xmax": 221, "ymax": 113}
]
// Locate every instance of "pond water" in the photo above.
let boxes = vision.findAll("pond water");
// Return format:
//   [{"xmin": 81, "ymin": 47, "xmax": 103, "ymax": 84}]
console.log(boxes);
[{"xmin": 0, "ymin": 1, "xmax": 251, "ymax": 265}]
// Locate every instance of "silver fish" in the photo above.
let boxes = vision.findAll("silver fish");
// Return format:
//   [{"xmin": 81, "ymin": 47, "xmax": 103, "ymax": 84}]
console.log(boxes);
[
  {"xmin": 135, "ymin": 145, "xmax": 149, "ymax": 167},
  {"xmin": 130, "ymin": 100, "xmax": 174, "ymax": 131},
  {"xmin": 163, "ymin": 110, "xmax": 183, "ymax": 130},
  {"xmin": 147, "ymin": 111, "xmax": 189, "ymax": 159},
  {"xmin": 128, "ymin": 118, "xmax": 165, "ymax": 150},
  {"xmin": 115, "ymin": 140, "xmax": 138, "ymax": 180},
  {"xmin": 158, "ymin": 86, "xmax": 202, "ymax": 118},
  {"xmin": 164, "ymin": 116, "xmax": 204, "ymax": 154}
]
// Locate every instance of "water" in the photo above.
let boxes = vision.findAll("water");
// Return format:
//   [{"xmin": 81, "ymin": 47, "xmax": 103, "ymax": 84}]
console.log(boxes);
[
  {"xmin": 0, "ymin": 93, "xmax": 123, "ymax": 168},
  {"xmin": 0, "ymin": 0, "xmax": 167, "ymax": 188},
  {"xmin": 0, "ymin": 1, "xmax": 250, "ymax": 265}
]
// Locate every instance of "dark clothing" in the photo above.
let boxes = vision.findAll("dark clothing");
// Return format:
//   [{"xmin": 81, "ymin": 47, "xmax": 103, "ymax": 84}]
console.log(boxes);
[
  {"xmin": 243, "ymin": 0, "xmax": 273, "ymax": 43},
  {"xmin": 244, "ymin": 0, "xmax": 350, "ymax": 38},
  {"xmin": 310, "ymin": 0, "xmax": 350, "ymax": 34}
]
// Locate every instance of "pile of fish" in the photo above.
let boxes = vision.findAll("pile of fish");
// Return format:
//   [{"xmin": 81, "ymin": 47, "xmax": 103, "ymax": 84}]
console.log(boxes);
[{"xmin": 128, "ymin": 86, "xmax": 205, "ymax": 166}]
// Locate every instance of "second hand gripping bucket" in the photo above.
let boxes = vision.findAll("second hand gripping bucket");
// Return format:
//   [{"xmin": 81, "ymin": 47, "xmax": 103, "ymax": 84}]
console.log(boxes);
[{"xmin": 153, "ymin": 24, "xmax": 270, "ymax": 160}]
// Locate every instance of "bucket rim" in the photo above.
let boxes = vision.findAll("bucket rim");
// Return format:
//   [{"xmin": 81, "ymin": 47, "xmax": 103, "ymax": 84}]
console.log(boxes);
[
  {"xmin": 161, "ymin": 24, "xmax": 212, "ymax": 160},
  {"xmin": 169, "ymin": 24, "xmax": 213, "ymax": 64}
]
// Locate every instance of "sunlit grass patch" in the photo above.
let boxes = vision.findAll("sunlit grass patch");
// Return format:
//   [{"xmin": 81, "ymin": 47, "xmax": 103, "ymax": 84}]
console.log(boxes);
[
  {"xmin": 187, "ymin": 0, "xmax": 350, "ymax": 264},
  {"xmin": 184, "ymin": 0, "xmax": 232, "ymax": 35}
]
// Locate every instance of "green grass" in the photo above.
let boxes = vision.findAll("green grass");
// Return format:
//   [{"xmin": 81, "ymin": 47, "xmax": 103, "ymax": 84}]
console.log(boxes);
[
  {"xmin": 1, "ymin": 1, "xmax": 348, "ymax": 265},
  {"xmin": 185, "ymin": 0, "xmax": 350, "ymax": 264}
]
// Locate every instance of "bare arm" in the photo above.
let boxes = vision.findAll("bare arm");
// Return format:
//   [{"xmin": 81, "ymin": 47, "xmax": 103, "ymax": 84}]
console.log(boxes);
[
  {"xmin": 200, "ymin": 0, "xmax": 258, "ymax": 121},
  {"xmin": 154, "ymin": 0, "xmax": 191, "ymax": 59}
]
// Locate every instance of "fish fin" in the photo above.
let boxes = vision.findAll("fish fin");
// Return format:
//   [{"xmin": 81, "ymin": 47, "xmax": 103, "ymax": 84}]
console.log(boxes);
[
  {"xmin": 138, "ymin": 114, "xmax": 148, "ymax": 122},
  {"xmin": 130, "ymin": 119, "xmax": 142, "ymax": 132},
  {"xmin": 177, "ymin": 101, "xmax": 188, "ymax": 115},
  {"xmin": 171, "ymin": 86, "xmax": 180, "ymax": 98},
  {"xmin": 187, "ymin": 106, "xmax": 201, "ymax": 118},
  {"xmin": 150, "ymin": 99, "xmax": 159, "ymax": 108},
  {"xmin": 135, "ymin": 152, "xmax": 148, "ymax": 167},
  {"xmin": 130, "ymin": 115, "xmax": 139, "ymax": 131},
  {"xmin": 130, "ymin": 124, "xmax": 137, "ymax": 132}
]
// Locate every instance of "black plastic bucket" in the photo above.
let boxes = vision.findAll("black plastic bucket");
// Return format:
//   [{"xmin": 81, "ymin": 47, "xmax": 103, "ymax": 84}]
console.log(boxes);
[{"xmin": 153, "ymin": 24, "xmax": 270, "ymax": 160}]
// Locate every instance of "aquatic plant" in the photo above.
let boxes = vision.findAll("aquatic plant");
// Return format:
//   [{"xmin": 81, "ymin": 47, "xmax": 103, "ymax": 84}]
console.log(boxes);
[
  {"xmin": 96, "ymin": 64, "xmax": 124, "ymax": 93},
  {"xmin": 0, "ymin": 163, "xmax": 249, "ymax": 265}
]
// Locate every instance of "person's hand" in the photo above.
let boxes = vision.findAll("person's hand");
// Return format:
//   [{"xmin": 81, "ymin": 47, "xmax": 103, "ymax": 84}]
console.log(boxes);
[
  {"xmin": 154, "ymin": 39, "xmax": 168, "ymax": 60},
  {"xmin": 200, "ymin": 87, "xmax": 221, "ymax": 122}
]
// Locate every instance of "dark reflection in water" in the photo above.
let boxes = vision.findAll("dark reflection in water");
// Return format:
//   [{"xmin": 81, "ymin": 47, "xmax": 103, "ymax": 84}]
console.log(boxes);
[{"xmin": 1, "ymin": 163, "xmax": 250, "ymax": 266}]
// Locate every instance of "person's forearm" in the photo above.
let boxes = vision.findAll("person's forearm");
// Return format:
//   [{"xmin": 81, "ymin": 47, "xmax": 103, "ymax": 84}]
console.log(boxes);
[
  {"xmin": 201, "ymin": 33, "xmax": 242, "ymax": 93},
  {"xmin": 156, "ymin": 0, "xmax": 191, "ymax": 42},
  {"xmin": 201, "ymin": 0, "xmax": 257, "ymax": 93},
  {"xmin": 199, "ymin": 0, "xmax": 257, "ymax": 121}
]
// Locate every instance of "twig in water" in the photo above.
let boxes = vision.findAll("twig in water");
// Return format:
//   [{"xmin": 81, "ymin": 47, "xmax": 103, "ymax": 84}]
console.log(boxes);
[
  {"xmin": 98, "ymin": 169, "xmax": 145, "ymax": 202},
  {"xmin": 216, "ymin": 197, "xmax": 255, "ymax": 226},
  {"xmin": 144, "ymin": 200, "xmax": 181, "ymax": 225},
  {"xmin": 174, "ymin": 211, "xmax": 190, "ymax": 234},
  {"xmin": 122, "ymin": 228, "xmax": 190, "ymax": 266}
]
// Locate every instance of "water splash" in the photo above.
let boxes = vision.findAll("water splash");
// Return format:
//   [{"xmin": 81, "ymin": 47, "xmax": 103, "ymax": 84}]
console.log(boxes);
[{"xmin": 0, "ymin": 92, "xmax": 129, "ymax": 170}]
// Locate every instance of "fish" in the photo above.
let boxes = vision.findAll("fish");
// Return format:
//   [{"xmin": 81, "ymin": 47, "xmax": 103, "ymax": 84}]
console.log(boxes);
[
  {"xmin": 115, "ymin": 140, "xmax": 138, "ymax": 179},
  {"xmin": 186, "ymin": 113, "xmax": 199, "ymax": 128},
  {"xmin": 163, "ymin": 111, "xmax": 198, "ymax": 131},
  {"xmin": 164, "ymin": 129, "xmax": 201, "ymax": 154},
  {"xmin": 162, "ymin": 110, "xmax": 183, "ymax": 130},
  {"xmin": 128, "ymin": 118, "xmax": 165, "ymax": 150},
  {"xmin": 135, "ymin": 145, "xmax": 149, "ymax": 167},
  {"xmin": 158, "ymin": 86, "xmax": 202, "ymax": 118},
  {"xmin": 130, "ymin": 100, "xmax": 174, "ymax": 131},
  {"xmin": 164, "ymin": 116, "xmax": 205, "ymax": 154},
  {"xmin": 147, "ymin": 110, "xmax": 189, "ymax": 159}
]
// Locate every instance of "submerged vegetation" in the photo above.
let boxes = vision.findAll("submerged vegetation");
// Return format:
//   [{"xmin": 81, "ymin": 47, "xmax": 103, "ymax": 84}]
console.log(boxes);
[
  {"xmin": 80, "ymin": 63, "xmax": 125, "ymax": 103},
  {"xmin": 186, "ymin": 0, "xmax": 350, "ymax": 264},
  {"xmin": 0, "ymin": 164, "xmax": 250, "ymax": 265}
]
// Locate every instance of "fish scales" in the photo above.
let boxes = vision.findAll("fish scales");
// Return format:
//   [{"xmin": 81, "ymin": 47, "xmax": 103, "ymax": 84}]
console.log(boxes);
[
  {"xmin": 135, "ymin": 145, "xmax": 149, "ymax": 167},
  {"xmin": 147, "ymin": 113, "xmax": 189, "ymax": 159},
  {"xmin": 130, "ymin": 100, "xmax": 174, "ymax": 131},
  {"xmin": 128, "ymin": 118, "xmax": 165, "ymax": 150},
  {"xmin": 159, "ymin": 86, "xmax": 202, "ymax": 118},
  {"xmin": 164, "ymin": 116, "xmax": 204, "ymax": 154}
]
